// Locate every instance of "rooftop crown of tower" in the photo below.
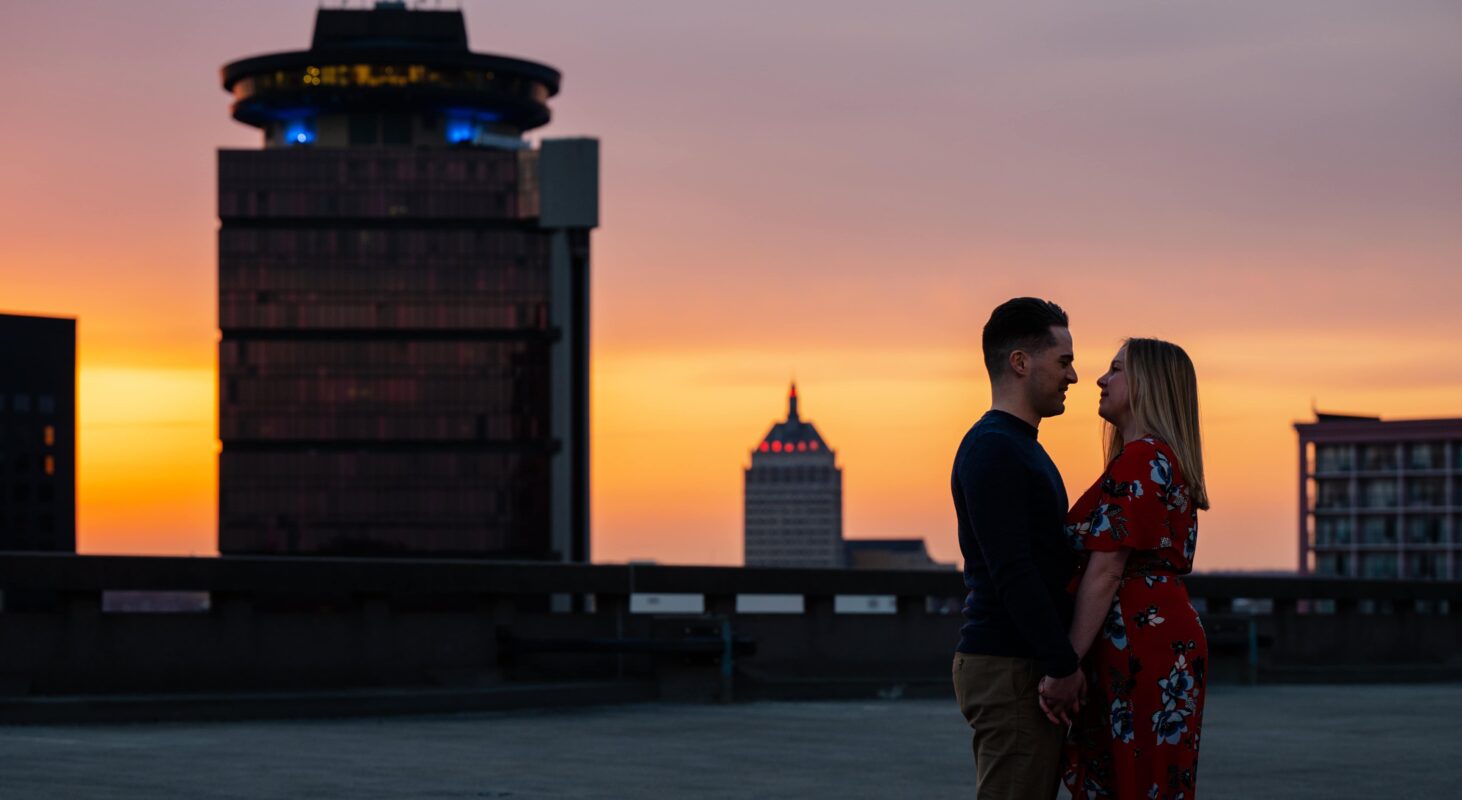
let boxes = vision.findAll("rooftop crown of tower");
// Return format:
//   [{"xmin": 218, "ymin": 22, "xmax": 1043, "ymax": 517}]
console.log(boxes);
[
  {"xmin": 755, "ymin": 383, "xmax": 831, "ymax": 455},
  {"xmin": 221, "ymin": 2, "xmax": 561, "ymax": 147}
]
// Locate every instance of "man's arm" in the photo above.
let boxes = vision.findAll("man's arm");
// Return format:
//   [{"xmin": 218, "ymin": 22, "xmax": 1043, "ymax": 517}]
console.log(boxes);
[{"xmin": 960, "ymin": 434, "xmax": 1079, "ymax": 680}]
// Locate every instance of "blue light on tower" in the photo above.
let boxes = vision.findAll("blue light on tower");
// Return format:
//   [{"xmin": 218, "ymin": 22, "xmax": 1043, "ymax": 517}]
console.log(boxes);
[
  {"xmin": 283, "ymin": 119, "xmax": 315, "ymax": 146},
  {"xmin": 445, "ymin": 119, "xmax": 476, "ymax": 144},
  {"xmin": 444, "ymin": 110, "xmax": 506, "ymax": 145}
]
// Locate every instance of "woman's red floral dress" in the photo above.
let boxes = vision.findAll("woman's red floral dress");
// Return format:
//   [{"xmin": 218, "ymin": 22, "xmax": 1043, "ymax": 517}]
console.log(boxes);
[{"xmin": 1062, "ymin": 438, "xmax": 1207, "ymax": 800}]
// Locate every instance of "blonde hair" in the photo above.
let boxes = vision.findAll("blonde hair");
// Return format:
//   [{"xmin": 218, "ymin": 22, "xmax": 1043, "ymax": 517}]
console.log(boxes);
[{"xmin": 1103, "ymin": 337, "xmax": 1210, "ymax": 510}]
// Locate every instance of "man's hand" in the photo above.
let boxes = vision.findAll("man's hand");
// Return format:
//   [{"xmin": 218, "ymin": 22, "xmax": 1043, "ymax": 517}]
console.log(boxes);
[{"xmin": 1037, "ymin": 669, "xmax": 1086, "ymax": 726}]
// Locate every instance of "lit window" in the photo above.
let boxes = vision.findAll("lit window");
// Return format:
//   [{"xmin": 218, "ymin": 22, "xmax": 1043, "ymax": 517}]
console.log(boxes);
[
  {"xmin": 44, "ymin": 426, "xmax": 54, "ymax": 446},
  {"xmin": 45, "ymin": 456, "xmax": 55, "ymax": 476}
]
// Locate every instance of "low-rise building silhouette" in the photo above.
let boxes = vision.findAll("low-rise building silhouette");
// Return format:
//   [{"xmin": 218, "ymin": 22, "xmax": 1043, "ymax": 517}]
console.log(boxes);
[
  {"xmin": 1296, "ymin": 412, "xmax": 1462, "ymax": 579},
  {"xmin": 843, "ymin": 538, "xmax": 951, "ymax": 571}
]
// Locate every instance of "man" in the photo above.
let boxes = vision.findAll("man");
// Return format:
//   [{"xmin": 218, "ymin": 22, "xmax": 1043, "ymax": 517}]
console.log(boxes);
[{"xmin": 951, "ymin": 297, "xmax": 1084, "ymax": 799}]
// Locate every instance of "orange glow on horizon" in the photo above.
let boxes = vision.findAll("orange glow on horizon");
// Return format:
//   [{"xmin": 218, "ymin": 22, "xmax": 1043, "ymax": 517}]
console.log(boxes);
[
  {"xmin": 76, "ymin": 366, "xmax": 216, "ymax": 556},
  {"xmin": 3, "ymin": 1, "xmax": 1457, "ymax": 573},
  {"xmin": 48, "ymin": 320, "xmax": 1462, "ymax": 570}
]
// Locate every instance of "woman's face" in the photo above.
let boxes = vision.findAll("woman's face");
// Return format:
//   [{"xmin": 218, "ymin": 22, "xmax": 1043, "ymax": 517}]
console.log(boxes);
[{"xmin": 1097, "ymin": 345, "xmax": 1131, "ymax": 427}]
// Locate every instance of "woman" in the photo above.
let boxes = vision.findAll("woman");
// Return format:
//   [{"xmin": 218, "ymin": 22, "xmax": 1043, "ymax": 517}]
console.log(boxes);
[{"xmin": 1056, "ymin": 338, "xmax": 1210, "ymax": 800}]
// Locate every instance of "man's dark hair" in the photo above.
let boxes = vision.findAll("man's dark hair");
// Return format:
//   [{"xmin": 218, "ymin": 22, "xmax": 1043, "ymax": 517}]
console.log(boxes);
[{"xmin": 982, "ymin": 297, "xmax": 1069, "ymax": 379}]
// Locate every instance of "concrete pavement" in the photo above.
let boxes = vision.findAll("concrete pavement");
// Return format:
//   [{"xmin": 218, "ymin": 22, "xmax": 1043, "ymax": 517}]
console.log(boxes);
[{"xmin": 1, "ymin": 684, "xmax": 1458, "ymax": 799}]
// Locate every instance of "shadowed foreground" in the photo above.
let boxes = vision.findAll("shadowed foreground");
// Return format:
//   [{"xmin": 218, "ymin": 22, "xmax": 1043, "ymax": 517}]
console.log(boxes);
[{"xmin": 0, "ymin": 684, "xmax": 1457, "ymax": 799}]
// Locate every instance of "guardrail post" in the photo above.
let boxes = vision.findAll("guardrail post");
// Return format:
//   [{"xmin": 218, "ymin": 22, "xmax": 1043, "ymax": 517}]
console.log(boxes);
[
  {"xmin": 720, "ymin": 616, "xmax": 735, "ymax": 703},
  {"xmin": 1247, "ymin": 618, "xmax": 1259, "ymax": 685},
  {"xmin": 63, "ymin": 590, "xmax": 101, "ymax": 620},
  {"xmin": 705, "ymin": 593, "xmax": 737, "ymax": 616},
  {"xmin": 896, "ymin": 595, "xmax": 925, "ymax": 618},
  {"xmin": 360, "ymin": 593, "xmax": 391, "ymax": 683},
  {"xmin": 805, "ymin": 594, "xmax": 835, "ymax": 622},
  {"xmin": 595, "ymin": 592, "xmax": 630, "ymax": 680}
]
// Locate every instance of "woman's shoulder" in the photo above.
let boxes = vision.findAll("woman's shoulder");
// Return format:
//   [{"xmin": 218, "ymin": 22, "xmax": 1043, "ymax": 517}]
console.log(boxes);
[
  {"xmin": 1110, "ymin": 437, "xmax": 1177, "ymax": 479},
  {"xmin": 1114, "ymin": 436, "xmax": 1167, "ymax": 463}
]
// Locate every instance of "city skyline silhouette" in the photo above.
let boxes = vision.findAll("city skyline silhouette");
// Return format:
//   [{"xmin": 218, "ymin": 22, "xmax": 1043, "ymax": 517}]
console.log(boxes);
[{"xmin": 2, "ymin": 0, "xmax": 1459, "ymax": 569}]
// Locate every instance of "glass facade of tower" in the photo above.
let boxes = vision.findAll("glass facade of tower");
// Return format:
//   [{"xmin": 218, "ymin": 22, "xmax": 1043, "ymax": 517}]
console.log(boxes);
[{"xmin": 218, "ymin": 8, "xmax": 595, "ymax": 558}]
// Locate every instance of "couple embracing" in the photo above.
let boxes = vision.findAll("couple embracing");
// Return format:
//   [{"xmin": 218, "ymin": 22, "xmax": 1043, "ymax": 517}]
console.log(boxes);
[{"xmin": 951, "ymin": 298, "xmax": 1209, "ymax": 800}]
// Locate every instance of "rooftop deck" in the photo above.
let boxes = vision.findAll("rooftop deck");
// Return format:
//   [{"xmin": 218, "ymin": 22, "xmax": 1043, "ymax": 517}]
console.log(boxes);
[{"xmin": 1, "ymin": 684, "xmax": 1456, "ymax": 799}]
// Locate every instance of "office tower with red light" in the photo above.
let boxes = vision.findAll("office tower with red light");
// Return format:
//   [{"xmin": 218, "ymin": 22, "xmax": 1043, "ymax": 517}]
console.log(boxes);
[
  {"xmin": 217, "ymin": 4, "xmax": 597, "ymax": 559},
  {"xmin": 744, "ymin": 384, "xmax": 844, "ymax": 567}
]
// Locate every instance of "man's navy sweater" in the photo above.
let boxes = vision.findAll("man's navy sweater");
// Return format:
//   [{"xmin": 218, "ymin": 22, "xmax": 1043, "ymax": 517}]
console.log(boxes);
[{"xmin": 951, "ymin": 410, "xmax": 1079, "ymax": 678}]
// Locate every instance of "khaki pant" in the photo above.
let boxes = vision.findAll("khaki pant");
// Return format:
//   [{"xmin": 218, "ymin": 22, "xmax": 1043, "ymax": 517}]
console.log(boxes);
[{"xmin": 952, "ymin": 653, "xmax": 1064, "ymax": 800}]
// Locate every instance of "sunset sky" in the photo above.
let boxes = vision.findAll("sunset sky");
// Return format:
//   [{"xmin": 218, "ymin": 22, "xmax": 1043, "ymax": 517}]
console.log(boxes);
[{"xmin": 1, "ymin": 1, "xmax": 1459, "ymax": 570}]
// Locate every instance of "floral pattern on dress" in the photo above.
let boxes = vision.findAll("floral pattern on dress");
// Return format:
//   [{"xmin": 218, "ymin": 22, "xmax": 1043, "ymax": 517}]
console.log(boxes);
[
  {"xmin": 1147, "ymin": 448, "xmax": 1191, "ymax": 515},
  {"xmin": 1110, "ymin": 696, "xmax": 1135, "ymax": 744},
  {"xmin": 1062, "ymin": 438, "xmax": 1207, "ymax": 800},
  {"xmin": 1102, "ymin": 598, "xmax": 1128, "ymax": 650},
  {"xmin": 1153, "ymin": 651, "xmax": 1196, "ymax": 745},
  {"xmin": 1133, "ymin": 605, "xmax": 1166, "ymax": 628}
]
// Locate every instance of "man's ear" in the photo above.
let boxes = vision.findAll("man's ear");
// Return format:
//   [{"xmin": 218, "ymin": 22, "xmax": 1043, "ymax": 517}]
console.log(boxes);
[{"xmin": 1007, "ymin": 349, "xmax": 1029, "ymax": 378}]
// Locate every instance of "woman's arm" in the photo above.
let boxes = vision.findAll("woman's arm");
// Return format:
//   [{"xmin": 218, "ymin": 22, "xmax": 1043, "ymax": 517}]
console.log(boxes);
[{"xmin": 1069, "ymin": 550, "xmax": 1130, "ymax": 660}]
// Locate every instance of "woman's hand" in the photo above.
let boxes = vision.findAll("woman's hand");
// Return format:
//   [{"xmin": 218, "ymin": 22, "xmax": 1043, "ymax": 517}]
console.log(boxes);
[{"xmin": 1038, "ymin": 670, "xmax": 1087, "ymax": 726}]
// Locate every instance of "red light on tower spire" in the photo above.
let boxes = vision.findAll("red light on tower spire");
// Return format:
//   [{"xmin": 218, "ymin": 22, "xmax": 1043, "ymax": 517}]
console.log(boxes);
[{"xmin": 787, "ymin": 381, "xmax": 799, "ymax": 422}]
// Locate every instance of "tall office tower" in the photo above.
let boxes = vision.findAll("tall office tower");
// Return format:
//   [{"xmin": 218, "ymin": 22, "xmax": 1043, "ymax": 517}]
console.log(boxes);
[
  {"xmin": 1296, "ymin": 413, "xmax": 1462, "ymax": 580},
  {"xmin": 217, "ymin": 4, "xmax": 597, "ymax": 559},
  {"xmin": 744, "ymin": 384, "xmax": 844, "ymax": 567},
  {"xmin": 0, "ymin": 313, "xmax": 76, "ymax": 551}
]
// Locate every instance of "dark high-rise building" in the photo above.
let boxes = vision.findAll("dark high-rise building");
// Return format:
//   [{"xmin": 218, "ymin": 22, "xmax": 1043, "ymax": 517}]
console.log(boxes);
[
  {"xmin": 0, "ymin": 313, "xmax": 76, "ymax": 551},
  {"xmin": 217, "ymin": 4, "xmax": 597, "ymax": 559},
  {"xmin": 744, "ymin": 384, "xmax": 844, "ymax": 567}
]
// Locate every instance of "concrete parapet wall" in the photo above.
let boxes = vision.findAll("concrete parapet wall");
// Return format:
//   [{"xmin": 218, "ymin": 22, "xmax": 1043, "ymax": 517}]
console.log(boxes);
[{"xmin": 1, "ymin": 554, "xmax": 1459, "ymax": 704}]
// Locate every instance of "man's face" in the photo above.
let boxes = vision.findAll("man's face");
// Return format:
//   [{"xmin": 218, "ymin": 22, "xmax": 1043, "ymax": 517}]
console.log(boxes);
[{"xmin": 1025, "ymin": 326, "xmax": 1077, "ymax": 418}]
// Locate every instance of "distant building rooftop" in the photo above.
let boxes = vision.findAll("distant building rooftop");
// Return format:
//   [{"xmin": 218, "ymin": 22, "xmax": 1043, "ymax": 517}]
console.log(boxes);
[
  {"xmin": 221, "ymin": 4, "xmax": 561, "ymax": 133},
  {"xmin": 754, "ymin": 383, "xmax": 830, "ymax": 454},
  {"xmin": 843, "ymin": 538, "xmax": 951, "ymax": 571},
  {"xmin": 1313, "ymin": 412, "xmax": 1381, "ymax": 423},
  {"xmin": 1294, "ymin": 412, "xmax": 1462, "ymax": 441}
]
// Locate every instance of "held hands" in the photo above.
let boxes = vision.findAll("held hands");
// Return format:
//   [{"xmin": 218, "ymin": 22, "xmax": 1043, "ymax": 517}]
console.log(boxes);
[{"xmin": 1037, "ymin": 670, "xmax": 1086, "ymax": 726}]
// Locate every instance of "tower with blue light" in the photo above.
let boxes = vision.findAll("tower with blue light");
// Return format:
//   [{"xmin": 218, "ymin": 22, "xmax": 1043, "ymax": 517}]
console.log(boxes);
[{"xmin": 217, "ymin": 3, "xmax": 597, "ymax": 560}]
